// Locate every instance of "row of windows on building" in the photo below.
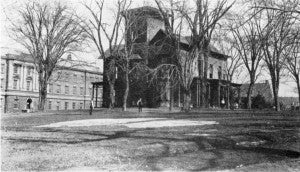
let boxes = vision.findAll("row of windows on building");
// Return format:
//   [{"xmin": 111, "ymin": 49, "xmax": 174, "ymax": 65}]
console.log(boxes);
[
  {"xmin": 0, "ymin": 78, "xmax": 33, "ymax": 91},
  {"xmin": 48, "ymin": 101, "xmax": 85, "ymax": 110},
  {"xmin": 55, "ymin": 71, "xmax": 100, "ymax": 82},
  {"xmin": 47, "ymin": 100, "xmax": 102, "ymax": 110},
  {"xmin": 7, "ymin": 64, "xmax": 99, "ymax": 81},
  {"xmin": 48, "ymin": 84, "xmax": 95, "ymax": 96},
  {"xmin": 0, "ymin": 78, "xmax": 99, "ymax": 97},
  {"xmin": 8, "ymin": 100, "xmax": 98, "ymax": 110},
  {"xmin": 209, "ymin": 64, "xmax": 227, "ymax": 80}
]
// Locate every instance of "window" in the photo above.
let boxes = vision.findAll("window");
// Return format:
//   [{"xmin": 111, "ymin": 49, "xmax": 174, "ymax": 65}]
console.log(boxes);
[
  {"xmin": 26, "ymin": 80, "xmax": 31, "ymax": 91},
  {"xmin": 81, "ymin": 75, "xmax": 84, "ymax": 81},
  {"xmin": 65, "ymin": 73, "xmax": 69, "ymax": 80},
  {"xmin": 1, "ymin": 98, "xmax": 3, "ymax": 109},
  {"xmin": 115, "ymin": 67, "xmax": 118, "ymax": 79},
  {"xmin": 73, "ymin": 74, "xmax": 77, "ymax": 80},
  {"xmin": 57, "ymin": 71, "xmax": 62, "ymax": 78},
  {"xmin": 218, "ymin": 66, "xmax": 222, "ymax": 79},
  {"xmin": 95, "ymin": 76, "xmax": 99, "ymax": 81},
  {"xmin": 80, "ymin": 102, "xmax": 83, "ymax": 109},
  {"xmin": 80, "ymin": 87, "xmax": 84, "ymax": 95},
  {"xmin": 90, "ymin": 76, "xmax": 94, "ymax": 82},
  {"xmin": 49, "ymin": 84, "xmax": 53, "ymax": 93},
  {"xmin": 223, "ymin": 74, "xmax": 227, "ymax": 80},
  {"xmin": 56, "ymin": 84, "xmax": 61, "ymax": 94},
  {"xmin": 57, "ymin": 101, "xmax": 60, "ymax": 110},
  {"xmin": 89, "ymin": 87, "xmax": 93, "ymax": 96},
  {"xmin": 65, "ymin": 85, "xmax": 69, "ymax": 94},
  {"xmin": 14, "ymin": 102, "xmax": 18, "ymax": 109},
  {"xmin": 1, "ymin": 63, "xmax": 5, "ymax": 74},
  {"xmin": 13, "ymin": 79, "xmax": 18, "ymax": 89},
  {"xmin": 48, "ymin": 101, "xmax": 52, "ymax": 110},
  {"xmin": 65, "ymin": 102, "xmax": 68, "ymax": 110},
  {"xmin": 209, "ymin": 64, "xmax": 213, "ymax": 79},
  {"xmin": 1, "ymin": 78, "xmax": 3, "ymax": 88},
  {"xmin": 72, "ymin": 102, "xmax": 76, "ymax": 109},
  {"xmin": 27, "ymin": 67, "xmax": 33, "ymax": 76},
  {"xmin": 73, "ymin": 86, "xmax": 77, "ymax": 95},
  {"xmin": 13, "ymin": 65, "xmax": 19, "ymax": 74}
]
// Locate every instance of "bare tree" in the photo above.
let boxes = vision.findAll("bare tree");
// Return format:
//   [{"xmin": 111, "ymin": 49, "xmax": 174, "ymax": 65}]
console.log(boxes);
[
  {"xmin": 230, "ymin": 15, "xmax": 264, "ymax": 109},
  {"xmin": 81, "ymin": 0, "xmax": 127, "ymax": 108},
  {"xmin": 252, "ymin": 0, "xmax": 300, "ymax": 14},
  {"xmin": 152, "ymin": 0, "xmax": 184, "ymax": 111},
  {"xmin": 154, "ymin": 0, "xmax": 233, "ymax": 111},
  {"xmin": 117, "ymin": 6, "xmax": 151, "ymax": 111},
  {"xmin": 283, "ymin": 28, "xmax": 300, "ymax": 104},
  {"xmin": 213, "ymin": 29, "xmax": 243, "ymax": 83},
  {"xmin": 213, "ymin": 28, "xmax": 243, "ymax": 107},
  {"xmin": 179, "ymin": 0, "xmax": 234, "ymax": 108},
  {"xmin": 256, "ymin": 0, "xmax": 298, "ymax": 111},
  {"xmin": 10, "ymin": 2, "xmax": 86, "ymax": 111}
]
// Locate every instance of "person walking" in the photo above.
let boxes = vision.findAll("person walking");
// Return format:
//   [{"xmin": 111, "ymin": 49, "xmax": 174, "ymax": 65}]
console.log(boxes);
[
  {"xmin": 137, "ymin": 98, "xmax": 143, "ymax": 112},
  {"xmin": 89, "ymin": 98, "xmax": 94, "ymax": 115},
  {"xmin": 26, "ymin": 96, "xmax": 32, "ymax": 112}
]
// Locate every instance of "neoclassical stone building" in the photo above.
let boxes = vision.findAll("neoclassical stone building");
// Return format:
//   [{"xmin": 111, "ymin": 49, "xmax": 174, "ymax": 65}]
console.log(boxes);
[{"xmin": 1, "ymin": 53, "xmax": 103, "ymax": 113}]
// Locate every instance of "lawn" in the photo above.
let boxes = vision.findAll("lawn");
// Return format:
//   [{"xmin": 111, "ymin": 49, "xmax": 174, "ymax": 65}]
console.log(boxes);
[{"xmin": 1, "ymin": 109, "xmax": 300, "ymax": 171}]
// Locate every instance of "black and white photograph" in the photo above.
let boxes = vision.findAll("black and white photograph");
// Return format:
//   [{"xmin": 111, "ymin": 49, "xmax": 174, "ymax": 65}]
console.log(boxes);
[{"xmin": 1, "ymin": 0, "xmax": 300, "ymax": 171}]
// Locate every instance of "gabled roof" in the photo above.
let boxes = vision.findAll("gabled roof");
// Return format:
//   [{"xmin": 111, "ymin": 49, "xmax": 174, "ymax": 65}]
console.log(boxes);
[
  {"xmin": 240, "ymin": 81, "xmax": 273, "ymax": 100},
  {"xmin": 149, "ymin": 29, "xmax": 228, "ymax": 59}
]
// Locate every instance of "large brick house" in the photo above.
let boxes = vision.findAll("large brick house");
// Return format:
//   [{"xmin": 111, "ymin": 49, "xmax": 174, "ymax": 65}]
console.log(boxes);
[
  {"xmin": 1, "ymin": 53, "xmax": 103, "ymax": 113},
  {"xmin": 101, "ymin": 6, "xmax": 240, "ymax": 108}
]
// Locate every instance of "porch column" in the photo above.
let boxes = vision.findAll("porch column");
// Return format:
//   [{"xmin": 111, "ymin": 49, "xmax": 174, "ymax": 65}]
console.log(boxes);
[
  {"xmin": 238, "ymin": 86, "xmax": 241, "ymax": 107},
  {"xmin": 196, "ymin": 78, "xmax": 201, "ymax": 107},
  {"xmin": 207, "ymin": 83, "xmax": 210, "ymax": 108},
  {"xmin": 95, "ymin": 85, "xmax": 98, "ymax": 108},
  {"xmin": 217, "ymin": 82, "xmax": 221, "ymax": 107},
  {"xmin": 178, "ymin": 84, "xmax": 181, "ymax": 107},
  {"xmin": 226, "ymin": 84, "xmax": 230, "ymax": 109},
  {"xmin": 92, "ymin": 84, "xmax": 95, "ymax": 100}
]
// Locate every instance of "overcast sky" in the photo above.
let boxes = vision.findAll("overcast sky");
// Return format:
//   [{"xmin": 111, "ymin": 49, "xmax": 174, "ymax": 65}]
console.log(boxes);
[{"xmin": 0, "ymin": 0, "xmax": 298, "ymax": 97}]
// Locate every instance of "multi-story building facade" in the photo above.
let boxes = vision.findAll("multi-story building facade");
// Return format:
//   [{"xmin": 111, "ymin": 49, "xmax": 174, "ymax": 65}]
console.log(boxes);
[
  {"xmin": 1, "ymin": 53, "xmax": 102, "ymax": 113},
  {"xmin": 103, "ymin": 6, "xmax": 240, "ymax": 108}
]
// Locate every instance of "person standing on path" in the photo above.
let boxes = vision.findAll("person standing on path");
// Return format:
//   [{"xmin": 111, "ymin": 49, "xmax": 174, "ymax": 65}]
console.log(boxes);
[
  {"xmin": 137, "ymin": 98, "xmax": 143, "ymax": 112},
  {"xmin": 26, "ymin": 96, "xmax": 32, "ymax": 112},
  {"xmin": 89, "ymin": 98, "xmax": 94, "ymax": 115}
]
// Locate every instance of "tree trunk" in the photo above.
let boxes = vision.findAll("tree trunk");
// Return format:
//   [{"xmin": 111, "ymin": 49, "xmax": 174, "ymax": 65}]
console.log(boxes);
[
  {"xmin": 272, "ymin": 79, "xmax": 280, "ymax": 111},
  {"xmin": 109, "ymin": 82, "xmax": 115, "ymax": 109},
  {"xmin": 102, "ymin": 62, "xmax": 110, "ymax": 108},
  {"xmin": 296, "ymin": 76, "xmax": 300, "ymax": 105},
  {"xmin": 38, "ymin": 76, "xmax": 48, "ymax": 111},
  {"xmin": 203, "ymin": 51, "xmax": 208, "ymax": 108},
  {"xmin": 169, "ymin": 80, "xmax": 173, "ymax": 111},
  {"xmin": 246, "ymin": 82, "xmax": 254, "ymax": 109},
  {"xmin": 123, "ymin": 68, "xmax": 129, "ymax": 111},
  {"xmin": 183, "ymin": 89, "xmax": 191, "ymax": 111}
]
